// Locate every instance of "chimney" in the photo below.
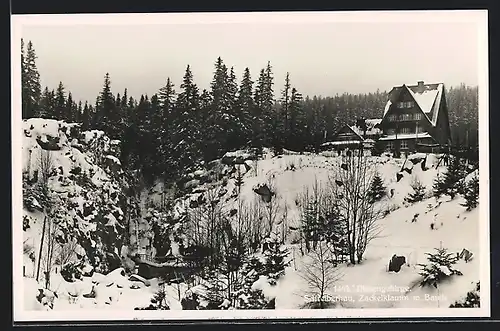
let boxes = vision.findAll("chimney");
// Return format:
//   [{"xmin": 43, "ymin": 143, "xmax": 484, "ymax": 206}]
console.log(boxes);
[{"xmin": 417, "ymin": 81, "xmax": 425, "ymax": 93}]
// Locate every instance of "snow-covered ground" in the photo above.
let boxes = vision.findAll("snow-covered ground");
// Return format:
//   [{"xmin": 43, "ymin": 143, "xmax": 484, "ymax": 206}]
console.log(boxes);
[{"xmin": 19, "ymin": 118, "xmax": 482, "ymax": 313}]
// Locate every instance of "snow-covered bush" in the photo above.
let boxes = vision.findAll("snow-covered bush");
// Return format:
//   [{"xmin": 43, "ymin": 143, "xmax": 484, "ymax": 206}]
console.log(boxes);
[
  {"xmin": 405, "ymin": 176, "xmax": 427, "ymax": 204},
  {"xmin": 138, "ymin": 283, "xmax": 170, "ymax": 310},
  {"xmin": 433, "ymin": 156, "xmax": 467, "ymax": 200},
  {"xmin": 368, "ymin": 172, "xmax": 386, "ymax": 203},
  {"xmin": 60, "ymin": 261, "xmax": 83, "ymax": 282},
  {"xmin": 417, "ymin": 247, "xmax": 463, "ymax": 288},
  {"xmin": 450, "ymin": 282, "xmax": 480, "ymax": 308},
  {"xmin": 461, "ymin": 174, "xmax": 479, "ymax": 211}
]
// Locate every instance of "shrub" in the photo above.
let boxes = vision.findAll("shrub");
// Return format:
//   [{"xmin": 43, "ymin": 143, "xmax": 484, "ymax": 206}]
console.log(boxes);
[
  {"xmin": 418, "ymin": 247, "xmax": 463, "ymax": 288},
  {"xmin": 461, "ymin": 174, "xmax": 479, "ymax": 211},
  {"xmin": 450, "ymin": 282, "xmax": 480, "ymax": 308},
  {"xmin": 405, "ymin": 177, "xmax": 426, "ymax": 204}
]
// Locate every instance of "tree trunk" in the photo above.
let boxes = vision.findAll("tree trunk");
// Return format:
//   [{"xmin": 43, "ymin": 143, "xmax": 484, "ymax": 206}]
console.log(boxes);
[{"xmin": 36, "ymin": 215, "xmax": 47, "ymax": 282}]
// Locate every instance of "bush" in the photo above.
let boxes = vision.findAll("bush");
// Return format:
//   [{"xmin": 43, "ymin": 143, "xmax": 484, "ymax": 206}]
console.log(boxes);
[
  {"xmin": 434, "ymin": 156, "xmax": 467, "ymax": 199},
  {"xmin": 60, "ymin": 261, "xmax": 83, "ymax": 282},
  {"xmin": 450, "ymin": 282, "xmax": 480, "ymax": 308},
  {"xmin": 405, "ymin": 177, "xmax": 426, "ymax": 204},
  {"xmin": 148, "ymin": 283, "xmax": 170, "ymax": 310},
  {"xmin": 418, "ymin": 247, "xmax": 463, "ymax": 288},
  {"xmin": 461, "ymin": 174, "xmax": 479, "ymax": 211},
  {"xmin": 368, "ymin": 172, "xmax": 386, "ymax": 203}
]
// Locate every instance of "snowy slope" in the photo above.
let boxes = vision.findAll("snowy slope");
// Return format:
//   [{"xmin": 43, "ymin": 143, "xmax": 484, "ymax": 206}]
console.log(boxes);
[
  {"xmin": 272, "ymin": 197, "xmax": 480, "ymax": 309},
  {"xmin": 20, "ymin": 134, "xmax": 481, "ymax": 312},
  {"xmin": 22, "ymin": 118, "xmax": 129, "ymax": 277}
]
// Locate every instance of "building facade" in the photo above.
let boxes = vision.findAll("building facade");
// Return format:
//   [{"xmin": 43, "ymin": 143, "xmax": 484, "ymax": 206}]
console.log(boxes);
[{"xmin": 377, "ymin": 81, "xmax": 452, "ymax": 154}]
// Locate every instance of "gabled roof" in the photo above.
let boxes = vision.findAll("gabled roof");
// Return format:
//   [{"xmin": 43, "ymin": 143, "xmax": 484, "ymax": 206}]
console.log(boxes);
[
  {"xmin": 382, "ymin": 82, "xmax": 445, "ymax": 126},
  {"xmin": 351, "ymin": 118, "xmax": 383, "ymax": 137},
  {"xmin": 331, "ymin": 123, "xmax": 365, "ymax": 142}
]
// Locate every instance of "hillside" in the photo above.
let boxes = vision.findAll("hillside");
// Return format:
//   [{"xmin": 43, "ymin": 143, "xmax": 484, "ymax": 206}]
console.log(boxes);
[{"xmin": 19, "ymin": 118, "xmax": 481, "ymax": 313}]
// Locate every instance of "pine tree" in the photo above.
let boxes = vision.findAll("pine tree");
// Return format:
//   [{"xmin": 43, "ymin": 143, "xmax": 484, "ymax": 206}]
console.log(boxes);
[
  {"xmin": 461, "ymin": 174, "xmax": 479, "ymax": 211},
  {"xmin": 82, "ymin": 101, "xmax": 91, "ymax": 130},
  {"xmin": 39, "ymin": 87, "xmax": 53, "ymax": 119},
  {"xmin": 417, "ymin": 247, "xmax": 463, "ymax": 288},
  {"xmin": 76, "ymin": 101, "xmax": 83, "ymax": 123},
  {"xmin": 21, "ymin": 38, "xmax": 28, "ymax": 118},
  {"xmin": 66, "ymin": 92, "xmax": 74, "ymax": 122},
  {"xmin": 368, "ymin": 172, "xmax": 386, "ymax": 203},
  {"xmin": 262, "ymin": 62, "xmax": 275, "ymax": 147},
  {"xmin": 436, "ymin": 156, "xmax": 466, "ymax": 199},
  {"xmin": 54, "ymin": 82, "xmax": 66, "ymax": 120},
  {"xmin": 405, "ymin": 177, "xmax": 427, "ymax": 203},
  {"xmin": 432, "ymin": 172, "xmax": 446, "ymax": 199},
  {"xmin": 235, "ymin": 68, "xmax": 254, "ymax": 145},
  {"xmin": 155, "ymin": 79, "xmax": 176, "ymax": 179},
  {"xmin": 96, "ymin": 73, "xmax": 117, "ymax": 137},
  {"xmin": 206, "ymin": 57, "xmax": 235, "ymax": 159},
  {"xmin": 288, "ymin": 87, "xmax": 305, "ymax": 151},
  {"xmin": 22, "ymin": 40, "xmax": 41, "ymax": 118},
  {"xmin": 280, "ymin": 72, "xmax": 291, "ymax": 149},
  {"xmin": 252, "ymin": 68, "xmax": 267, "ymax": 149},
  {"xmin": 171, "ymin": 64, "xmax": 201, "ymax": 174},
  {"xmin": 262, "ymin": 242, "xmax": 290, "ymax": 285},
  {"xmin": 323, "ymin": 206, "xmax": 349, "ymax": 262}
]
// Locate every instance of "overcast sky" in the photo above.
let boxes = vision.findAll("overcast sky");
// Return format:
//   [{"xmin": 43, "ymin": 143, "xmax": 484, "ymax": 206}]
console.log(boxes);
[{"xmin": 16, "ymin": 11, "xmax": 485, "ymax": 104}]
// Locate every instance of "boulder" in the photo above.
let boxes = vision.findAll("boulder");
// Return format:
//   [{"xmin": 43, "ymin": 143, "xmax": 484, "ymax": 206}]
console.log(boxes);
[
  {"xmin": 459, "ymin": 248, "xmax": 473, "ymax": 263},
  {"xmin": 396, "ymin": 172, "xmax": 403, "ymax": 182},
  {"xmin": 253, "ymin": 183, "xmax": 275, "ymax": 203},
  {"xmin": 36, "ymin": 135, "xmax": 61, "ymax": 151},
  {"xmin": 388, "ymin": 254, "xmax": 406, "ymax": 273}
]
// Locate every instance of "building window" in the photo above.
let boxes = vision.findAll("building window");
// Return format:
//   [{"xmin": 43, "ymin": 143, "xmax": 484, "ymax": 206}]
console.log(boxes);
[
  {"xmin": 388, "ymin": 114, "xmax": 397, "ymax": 122},
  {"xmin": 414, "ymin": 113, "xmax": 422, "ymax": 120},
  {"xmin": 401, "ymin": 140, "xmax": 408, "ymax": 149},
  {"xmin": 400, "ymin": 113, "xmax": 412, "ymax": 121},
  {"xmin": 387, "ymin": 128, "xmax": 396, "ymax": 135},
  {"xmin": 400, "ymin": 127, "xmax": 411, "ymax": 134},
  {"xmin": 387, "ymin": 141, "xmax": 394, "ymax": 150},
  {"xmin": 398, "ymin": 101, "xmax": 414, "ymax": 108}
]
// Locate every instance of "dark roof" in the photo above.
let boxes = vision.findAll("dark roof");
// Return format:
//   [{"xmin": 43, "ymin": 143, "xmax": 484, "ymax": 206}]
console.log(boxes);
[{"xmin": 383, "ymin": 82, "xmax": 445, "ymax": 126}]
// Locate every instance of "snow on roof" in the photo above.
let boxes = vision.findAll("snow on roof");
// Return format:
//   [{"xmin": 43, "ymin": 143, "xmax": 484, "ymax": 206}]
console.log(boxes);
[
  {"xmin": 383, "ymin": 100, "xmax": 392, "ymax": 117},
  {"xmin": 365, "ymin": 119, "xmax": 382, "ymax": 126},
  {"xmin": 321, "ymin": 140, "xmax": 363, "ymax": 146},
  {"xmin": 351, "ymin": 119, "xmax": 383, "ymax": 137},
  {"xmin": 378, "ymin": 132, "xmax": 432, "ymax": 141},
  {"xmin": 407, "ymin": 88, "xmax": 439, "ymax": 114},
  {"xmin": 382, "ymin": 83, "xmax": 445, "ymax": 126}
]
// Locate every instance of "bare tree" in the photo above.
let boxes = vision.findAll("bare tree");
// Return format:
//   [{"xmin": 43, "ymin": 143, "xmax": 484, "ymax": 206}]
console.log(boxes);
[
  {"xmin": 248, "ymin": 198, "xmax": 265, "ymax": 251},
  {"xmin": 299, "ymin": 177, "xmax": 328, "ymax": 252},
  {"xmin": 329, "ymin": 150, "xmax": 383, "ymax": 264},
  {"xmin": 35, "ymin": 149, "xmax": 55, "ymax": 283},
  {"xmin": 300, "ymin": 241, "xmax": 343, "ymax": 309},
  {"xmin": 54, "ymin": 238, "xmax": 79, "ymax": 266},
  {"xmin": 38, "ymin": 149, "xmax": 54, "ymax": 185},
  {"xmin": 41, "ymin": 216, "xmax": 57, "ymax": 289},
  {"xmin": 263, "ymin": 177, "xmax": 280, "ymax": 237}
]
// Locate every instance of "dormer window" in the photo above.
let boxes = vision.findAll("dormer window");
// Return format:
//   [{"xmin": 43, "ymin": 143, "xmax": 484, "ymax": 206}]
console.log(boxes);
[{"xmin": 398, "ymin": 101, "xmax": 414, "ymax": 108}]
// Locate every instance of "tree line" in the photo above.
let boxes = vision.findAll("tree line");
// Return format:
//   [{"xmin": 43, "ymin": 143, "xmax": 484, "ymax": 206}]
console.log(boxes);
[{"xmin": 21, "ymin": 39, "xmax": 479, "ymax": 185}]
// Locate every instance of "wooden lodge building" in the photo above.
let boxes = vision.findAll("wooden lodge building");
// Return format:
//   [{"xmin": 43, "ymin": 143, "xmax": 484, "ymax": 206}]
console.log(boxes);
[
  {"xmin": 323, "ymin": 81, "xmax": 452, "ymax": 155},
  {"xmin": 377, "ymin": 81, "xmax": 452, "ymax": 153},
  {"xmin": 320, "ymin": 118, "xmax": 382, "ymax": 152}
]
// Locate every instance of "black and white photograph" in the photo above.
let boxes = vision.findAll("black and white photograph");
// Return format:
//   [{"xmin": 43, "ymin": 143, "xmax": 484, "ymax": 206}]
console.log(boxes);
[{"xmin": 11, "ymin": 10, "xmax": 489, "ymax": 321}]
